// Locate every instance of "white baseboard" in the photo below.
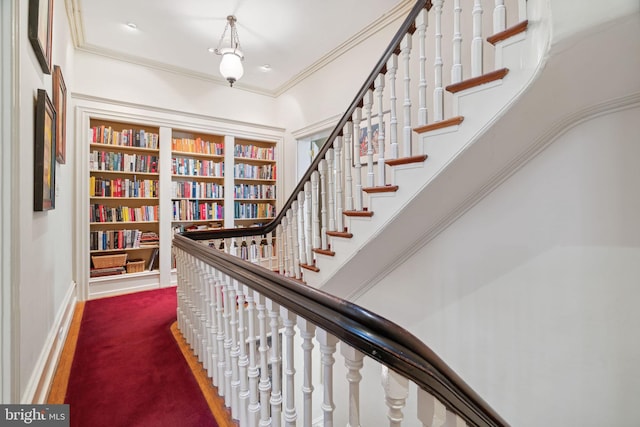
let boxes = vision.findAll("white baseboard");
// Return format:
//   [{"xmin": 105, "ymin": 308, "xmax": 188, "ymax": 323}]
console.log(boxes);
[{"xmin": 21, "ymin": 281, "xmax": 77, "ymax": 403}]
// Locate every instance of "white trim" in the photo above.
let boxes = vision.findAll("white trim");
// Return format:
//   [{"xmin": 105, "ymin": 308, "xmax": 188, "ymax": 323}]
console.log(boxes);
[
  {"xmin": 21, "ymin": 282, "xmax": 77, "ymax": 404},
  {"xmin": 291, "ymin": 114, "xmax": 341, "ymax": 140},
  {"xmin": 1, "ymin": 0, "xmax": 20, "ymax": 404}
]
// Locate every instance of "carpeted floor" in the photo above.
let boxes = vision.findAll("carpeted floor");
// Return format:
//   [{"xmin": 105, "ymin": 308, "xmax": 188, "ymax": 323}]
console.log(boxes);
[{"xmin": 58, "ymin": 288, "xmax": 219, "ymax": 427}]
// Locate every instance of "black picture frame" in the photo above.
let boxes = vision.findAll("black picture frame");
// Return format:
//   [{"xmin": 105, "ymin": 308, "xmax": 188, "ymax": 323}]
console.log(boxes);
[
  {"xmin": 28, "ymin": 0, "xmax": 53, "ymax": 74},
  {"xmin": 34, "ymin": 89, "xmax": 56, "ymax": 211}
]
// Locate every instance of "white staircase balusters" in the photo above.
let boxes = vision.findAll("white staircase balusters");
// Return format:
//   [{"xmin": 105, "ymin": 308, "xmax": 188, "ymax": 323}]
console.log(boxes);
[
  {"xmin": 222, "ymin": 274, "xmax": 233, "ymax": 405},
  {"xmin": 344, "ymin": 122, "xmax": 354, "ymax": 210},
  {"xmin": 433, "ymin": 0, "xmax": 444, "ymax": 121},
  {"xmin": 228, "ymin": 280, "xmax": 241, "ymax": 417},
  {"xmin": 297, "ymin": 192, "xmax": 307, "ymax": 266},
  {"xmin": 297, "ymin": 318, "xmax": 316, "ymax": 427},
  {"xmin": 317, "ymin": 330, "xmax": 338, "ymax": 427},
  {"xmin": 246, "ymin": 291, "xmax": 261, "ymax": 427},
  {"xmin": 290, "ymin": 203, "xmax": 301, "ymax": 280},
  {"xmin": 304, "ymin": 182, "xmax": 313, "ymax": 265},
  {"xmin": 417, "ymin": 389, "xmax": 447, "ymax": 427},
  {"xmin": 215, "ymin": 269, "xmax": 226, "ymax": 396},
  {"xmin": 310, "ymin": 171, "xmax": 321, "ymax": 250},
  {"xmin": 281, "ymin": 308, "xmax": 298, "ymax": 427},
  {"xmin": 204, "ymin": 263, "xmax": 215, "ymax": 377},
  {"xmin": 319, "ymin": 159, "xmax": 329, "ymax": 250},
  {"xmin": 401, "ymin": 33, "xmax": 413, "ymax": 158},
  {"xmin": 493, "ymin": 0, "xmax": 506, "ymax": 33},
  {"xmin": 326, "ymin": 148, "xmax": 336, "ymax": 232},
  {"xmin": 256, "ymin": 293, "xmax": 272, "ymax": 426},
  {"xmin": 452, "ymin": 0, "xmax": 463, "ymax": 83},
  {"xmin": 269, "ymin": 230, "xmax": 276, "ymax": 271},
  {"xmin": 375, "ymin": 73, "xmax": 386, "ymax": 186},
  {"xmin": 518, "ymin": 0, "xmax": 527, "ymax": 22},
  {"xmin": 341, "ymin": 343, "xmax": 364, "ymax": 427},
  {"xmin": 387, "ymin": 53, "xmax": 400, "ymax": 159},
  {"xmin": 335, "ymin": 136, "xmax": 344, "ymax": 232},
  {"xmin": 267, "ymin": 300, "xmax": 282, "ymax": 427},
  {"xmin": 285, "ymin": 210, "xmax": 295, "ymax": 277},
  {"xmin": 237, "ymin": 285, "xmax": 250, "ymax": 426},
  {"xmin": 382, "ymin": 366, "xmax": 409, "ymax": 427},
  {"xmin": 352, "ymin": 108, "xmax": 364, "ymax": 211},
  {"xmin": 363, "ymin": 89, "xmax": 375, "ymax": 187},
  {"xmin": 277, "ymin": 223, "xmax": 285, "ymax": 275},
  {"xmin": 471, "ymin": 0, "xmax": 484, "ymax": 77},
  {"xmin": 417, "ymin": 8, "xmax": 429, "ymax": 127},
  {"xmin": 444, "ymin": 411, "xmax": 468, "ymax": 427}
]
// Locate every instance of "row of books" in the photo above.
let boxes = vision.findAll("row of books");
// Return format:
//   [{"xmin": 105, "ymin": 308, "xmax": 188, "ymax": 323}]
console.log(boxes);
[
  {"xmin": 90, "ymin": 204, "xmax": 159, "ymax": 223},
  {"xmin": 233, "ymin": 145, "xmax": 275, "ymax": 160},
  {"xmin": 171, "ymin": 138, "xmax": 224, "ymax": 155},
  {"xmin": 90, "ymin": 177, "xmax": 158, "ymax": 198},
  {"xmin": 233, "ymin": 184, "xmax": 276, "ymax": 199},
  {"xmin": 171, "ymin": 181, "xmax": 223, "ymax": 199},
  {"xmin": 90, "ymin": 229, "xmax": 144, "ymax": 251},
  {"xmin": 172, "ymin": 157, "xmax": 224, "ymax": 177},
  {"xmin": 233, "ymin": 163, "xmax": 276, "ymax": 180},
  {"xmin": 233, "ymin": 202, "xmax": 276, "ymax": 219},
  {"xmin": 90, "ymin": 126, "xmax": 159, "ymax": 149},
  {"xmin": 90, "ymin": 151, "xmax": 159, "ymax": 174},
  {"xmin": 172, "ymin": 200, "xmax": 224, "ymax": 221}
]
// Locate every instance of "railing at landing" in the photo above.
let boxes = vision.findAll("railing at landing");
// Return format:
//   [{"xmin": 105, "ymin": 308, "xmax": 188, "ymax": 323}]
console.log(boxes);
[{"xmin": 175, "ymin": 0, "xmax": 529, "ymax": 425}]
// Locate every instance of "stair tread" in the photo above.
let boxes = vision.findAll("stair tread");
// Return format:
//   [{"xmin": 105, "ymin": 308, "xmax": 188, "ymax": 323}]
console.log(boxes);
[
  {"xmin": 313, "ymin": 248, "xmax": 335, "ymax": 257},
  {"xmin": 487, "ymin": 20, "xmax": 529, "ymax": 45},
  {"xmin": 362, "ymin": 185, "xmax": 399, "ymax": 194},
  {"xmin": 343, "ymin": 210, "xmax": 374, "ymax": 217},
  {"xmin": 386, "ymin": 154, "xmax": 429, "ymax": 166},
  {"xmin": 414, "ymin": 117, "xmax": 464, "ymax": 134},
  {"xmin": 445, "ymin": 68, "xmax": 509, "ymax": 94},
  {"xmin": 326, "ymin": 230, "xmax": 353, "ymax": 238},
  {"xmin": 300, "ymin": 263, "xmax": 320, "ymax": 272}
]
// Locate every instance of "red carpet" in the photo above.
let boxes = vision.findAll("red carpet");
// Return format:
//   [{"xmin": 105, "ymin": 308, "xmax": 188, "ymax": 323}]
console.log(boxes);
[{"xmin": 64, "ymin": 287, "xmax": 218, "ymax": 427}]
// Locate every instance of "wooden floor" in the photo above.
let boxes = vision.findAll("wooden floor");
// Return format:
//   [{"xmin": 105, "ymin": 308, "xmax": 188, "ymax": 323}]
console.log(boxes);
[{"xmin": 47, "ymin": 302, "xmax": 236, "ymax": 427}]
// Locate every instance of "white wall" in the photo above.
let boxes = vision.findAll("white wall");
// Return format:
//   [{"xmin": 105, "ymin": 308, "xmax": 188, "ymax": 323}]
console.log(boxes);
[
  {"xmin": 17, "ymin": 0, "xmax": 76, "ymax": 401},
  {"xmin": 355, "ymin": 104, "xmax": 640, "ymax": 427}
]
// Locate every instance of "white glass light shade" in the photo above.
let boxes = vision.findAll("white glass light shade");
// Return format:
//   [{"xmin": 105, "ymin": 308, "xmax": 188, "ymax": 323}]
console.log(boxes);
[{"xmin": 219, "ymin": 48, "xmax": 244, "ymax": 86}]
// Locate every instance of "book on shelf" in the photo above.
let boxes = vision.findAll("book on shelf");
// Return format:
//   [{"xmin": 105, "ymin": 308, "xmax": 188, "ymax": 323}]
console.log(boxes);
[
  {"xmin": 90, "ymin": 266, "xmax": 126, "ymax": 278},
  {"xmin": 147, "ymin": 248, "xmax": 159, "ymax": 271}
]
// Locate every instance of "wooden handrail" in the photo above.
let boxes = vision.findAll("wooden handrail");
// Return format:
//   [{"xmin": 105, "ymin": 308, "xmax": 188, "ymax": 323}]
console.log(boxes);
[
  {"xmin": 174, "ymin": 234, "xmax": 509, "ymax": 427},
  {"xmin": 182, "ymin": 0, "xmax": 431, "ymax": 242}
]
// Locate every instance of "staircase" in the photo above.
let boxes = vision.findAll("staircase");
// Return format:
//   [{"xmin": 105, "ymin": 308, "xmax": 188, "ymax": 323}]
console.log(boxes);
[{"xmin": 174, "ymin": 0, "xmax": 555, "ymax": 426}]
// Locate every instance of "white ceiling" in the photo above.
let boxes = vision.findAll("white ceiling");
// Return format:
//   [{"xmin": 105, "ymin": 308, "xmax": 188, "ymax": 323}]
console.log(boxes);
[{"xmin": 70, "ymin": 0, "xmax": 412, "ymax": 95}]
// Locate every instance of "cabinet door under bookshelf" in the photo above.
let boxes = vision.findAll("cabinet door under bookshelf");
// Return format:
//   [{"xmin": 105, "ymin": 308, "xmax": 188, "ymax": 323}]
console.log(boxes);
[
  {"xmin": 171, "ymin": 130, "xmax": 225, "ymax": 233},
  {"xmin": 88, "ymin": 119, "xmax": 161, "ymax": 280},
  {"xmin": 233, "ymin": 137, "xmax": 277, "ymax": 227}
]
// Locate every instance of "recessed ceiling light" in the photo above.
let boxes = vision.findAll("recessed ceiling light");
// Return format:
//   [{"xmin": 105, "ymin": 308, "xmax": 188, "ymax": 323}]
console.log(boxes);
[
  {"xmin": 126, "ymin": 22, "xmax": 137, "ymax": 30},
  {"xmin": 260, "ymin": 64, "xmax": 271, "ymax": 72}
]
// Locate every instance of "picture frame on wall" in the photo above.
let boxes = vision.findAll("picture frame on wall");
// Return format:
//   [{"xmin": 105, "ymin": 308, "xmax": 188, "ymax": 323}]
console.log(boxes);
[
  {"xmin": 53, "ymin": 65, "xmax": 67, "ymax": 163},
  {"xmin": 34, "ymin": 89, "xmax": 56, "ymax": 211},
  {"xmin": 28, "ymin": 0, "xmax": 53, "ymax": 74}
]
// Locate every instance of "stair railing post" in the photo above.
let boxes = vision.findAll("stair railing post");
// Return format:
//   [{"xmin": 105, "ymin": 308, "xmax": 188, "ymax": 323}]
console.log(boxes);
[
  {"xmin": 471, "ymin": 0, "xmax": 484, "ymax": 77},
  {"xmin": 317, "ymin": 329, "xmax": 338, "ymax": 427},
  {"xmin": 319, "ymin": 159, "xmax": 329, "ymax": 250},
  {"xmin": 417, "ymin": 8, "xmax": 429, "ymax": 127},
  {"xmin": 267, "ymin": 300, "xmax": 282, "ymax": 427},
  {"xmin": 277, "ymin": 223, "xmax": 285, "ymax": 275},
  {"xmin": 452, "ymin": 0, "xmax": 463, "ymax": 84},
  {"xmin": 256, "ymin": 293, "xmax": 272, "ymax": 426},
  {"xmin": 387, "ymin": 53, "xmax": 399, "ymax": 160},
  {"xmin": 246, "ymin": 291, "xmax": 260, "ymax": 427},
  {"xmin": 493, "ymin": 0, "xmax": 506, "ymax": 33},
  {"xmin": 343, "ymin": 122, "xmax": 354, "ymax": 211},
  {"xmin": 297, "ymin": 191, "xmax": 307, "ymax": 266},
  {"xmin": 304, "ymin": 182, "xmax": 314, "ymax": 265},
  {"xmin": 364, "ymin": 89, "xmax": 375, "ymax": 188},
  {"xmin": 382, "ymin": 366, "xmax": 409, "ymax": 427},
  {"xmin": 310, "ymin": 171, "xmax": 321, "ymax": 250},
  {"xmin": 417, "ymin": 389, "xmax": 447, "ymax": 427},
  {"xmin": 222, "ymin": 273, "xmax": 234, "ymax": 405},
  {"xmin": 433, "ymin": 0, "xmax": 444, "ymax": 122},
  {"xmin": 297, "ymin": 318, "xmax": 316, "ymax": 427},
  {"xmin": 375, "ymin": 73, "xmax": 386, "ymax": 186},
  {"xmin": 228, "ymin": 279, "xmax": 241, "ymax": 418},
  {"xmin": 341, "ymin": 343, "xmax": 364, "ymax": 427},
  {"xmin": 352, "ymin": 108, "xmax": 364, "ymax": 211},
  {"xmin": 237, "ymin": 284, "xmax": 250, "ymax": 426},
  {"xmin": 401, "ymin": 32, "xmax": 413, "ymax": 158},
  {"xmin": 334, "ymin": 136, "xmax": 344, "ymax": 232},
  {"xmin": 281, "ymin": 307, "xmax": 298, "ymax": 427},
  {"xmin": 290, "ymin": 203, "xmax": 301, "ymax": 280},
  {"xmin": 326, "ymin": 148, "xmax": 336, "ymax": 232},
  {"xmin": 215, "ymin": 268, "xmax": 226, "ymax": 395}
]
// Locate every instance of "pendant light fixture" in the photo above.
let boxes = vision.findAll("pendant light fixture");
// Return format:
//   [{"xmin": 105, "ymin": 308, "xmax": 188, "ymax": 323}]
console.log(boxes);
[{"xmin": 214, "ymin": 15, "xmax": 244, "ymax": 87}]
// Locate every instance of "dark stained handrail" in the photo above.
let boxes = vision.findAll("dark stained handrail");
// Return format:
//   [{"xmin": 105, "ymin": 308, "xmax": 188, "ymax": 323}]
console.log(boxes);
[
  {"xmin": 174, "ymin": 234, "xmax": 510, "ymax": 427},
  {"xmin": 182, "ymin": 0, "xmax": 431, "ymax": 242}
]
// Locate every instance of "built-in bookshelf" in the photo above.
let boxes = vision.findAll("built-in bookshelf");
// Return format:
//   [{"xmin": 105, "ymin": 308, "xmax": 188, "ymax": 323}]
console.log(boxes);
[
  {"xmin": 233, "ymin": 138, "xmax": 277, "ymax": 227},
  {"xmin": 171, "ymin": 130, "xmax": 225, "ymax": 233},
  {"xmin": 89, "ymin": 119, "xmax": 161, "ymax": 280}
]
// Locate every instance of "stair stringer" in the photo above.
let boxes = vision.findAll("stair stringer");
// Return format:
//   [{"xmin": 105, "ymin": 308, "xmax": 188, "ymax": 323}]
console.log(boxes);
[{"xmin": 303, "ymin": 5, "xmax": 553, "ymax": 297}]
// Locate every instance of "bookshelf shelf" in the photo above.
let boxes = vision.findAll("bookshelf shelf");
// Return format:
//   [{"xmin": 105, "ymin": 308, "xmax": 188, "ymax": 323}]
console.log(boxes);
[
  {"xmin": 90, "ymin": 246, "xmax": 159, "ymax": 254},
  {"xmin": 91, "ymin": 170, "xmax": 159, "ymax": 178},
  {"xmin": 90, "ymin": 143, "xmax": 159, "ymax": 155},
  {"xmin": 171, "ymin": 174, "xmax": 223, "ymax": 181}
]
